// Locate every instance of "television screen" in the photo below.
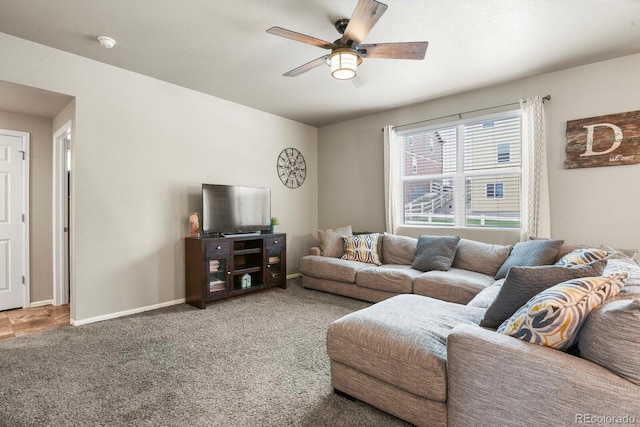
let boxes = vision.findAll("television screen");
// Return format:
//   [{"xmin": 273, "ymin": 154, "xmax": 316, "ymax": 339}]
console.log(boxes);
[{"xmin": 202, "ymin": 184, "xmax": 271, "ymax": 235}]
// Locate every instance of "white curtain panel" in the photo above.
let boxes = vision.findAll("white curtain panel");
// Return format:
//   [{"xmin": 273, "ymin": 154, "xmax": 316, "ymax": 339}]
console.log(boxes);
[
  {"xmin": 383, "ymin": 125, "xmax": 398, "ymax": 234},
  {"xmin": 520, "ymin": 96, "xmax": 551, "ymax": 241}
]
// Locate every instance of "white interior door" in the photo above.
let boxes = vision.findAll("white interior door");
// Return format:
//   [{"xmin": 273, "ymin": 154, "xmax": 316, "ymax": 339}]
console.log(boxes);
[{"xmin": 0, "ymin": 129, "xmax": 29, "ymax": 311}]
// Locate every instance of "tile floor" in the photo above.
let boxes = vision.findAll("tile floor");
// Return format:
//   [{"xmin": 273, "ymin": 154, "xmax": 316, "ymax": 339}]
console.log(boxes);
[{"xmin": 0, "ymin": 304, "xmax": 70, "ymax": 340}]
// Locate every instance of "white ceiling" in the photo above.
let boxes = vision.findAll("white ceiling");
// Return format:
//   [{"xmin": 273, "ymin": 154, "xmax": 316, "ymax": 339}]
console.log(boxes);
[{"xmin": 1, "ymin": 0, "xmax": 640, "ymax": 127}]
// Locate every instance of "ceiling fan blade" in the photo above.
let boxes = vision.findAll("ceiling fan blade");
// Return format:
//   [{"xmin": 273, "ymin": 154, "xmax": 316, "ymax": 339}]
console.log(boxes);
[
  {"xmin": 283, "ymin": 55, "xmax": 329, "ymax": 77},
  {"xmin": 358, "ymin": 41, "xmax": 429, "ymax": 60},
  {"xmin": 341, "ymin": 0, "xmax": 388, "ymax": 46},
  {"xmin": 267, "ymin": 27, "xmax": 336, "ymax": 50}
]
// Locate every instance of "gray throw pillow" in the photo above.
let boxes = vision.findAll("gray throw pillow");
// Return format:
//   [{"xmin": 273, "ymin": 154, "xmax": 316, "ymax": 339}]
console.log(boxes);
[
  {"xmin": 494, "ymin": 239, "xmax": 564, "ymax": 279},
  {"xmin": 578, "ymin": 297, "xmax": 640, "ymax": 386},
  {"xmin": 480, "ymin": 260, "xmax": 606, "ymax": 328},
  {"xmin": 411, "ymin": 235, "xmax": 460, "ymax": 272}
]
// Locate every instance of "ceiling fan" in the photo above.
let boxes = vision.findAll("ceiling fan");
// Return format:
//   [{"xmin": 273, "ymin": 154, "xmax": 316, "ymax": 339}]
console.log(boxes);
[{"xmin": 266, "ymin": 0, "xmax": 428, "ymax": 80}]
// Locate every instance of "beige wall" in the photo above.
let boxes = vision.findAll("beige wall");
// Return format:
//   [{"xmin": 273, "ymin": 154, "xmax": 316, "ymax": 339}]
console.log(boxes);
[
  {"xmin": 0, "ymin": 33, "xmax": 318, "ymax": 323},
  {"xmin": 318, "ymin": 53, "xmax": 640, "ymax": 249},
  {"xmin": 0, "ymin": 110, "xmax": 53, "ymax": 303}
]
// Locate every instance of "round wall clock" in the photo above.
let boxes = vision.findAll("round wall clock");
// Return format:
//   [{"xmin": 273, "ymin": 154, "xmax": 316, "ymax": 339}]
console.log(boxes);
[{"xmin": 277, "ymin": 147, "xmax": 307, "ymax": 189}]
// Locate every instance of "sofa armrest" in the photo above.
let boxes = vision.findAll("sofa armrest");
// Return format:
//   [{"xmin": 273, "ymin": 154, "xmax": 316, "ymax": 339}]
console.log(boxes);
[
  {"xmin": 309, "ymin": 246, "xmax": 322, "ymax": 256},
  {"xmin": 447, "ymin": 324, "xmax": 640, "ymax": 427}
]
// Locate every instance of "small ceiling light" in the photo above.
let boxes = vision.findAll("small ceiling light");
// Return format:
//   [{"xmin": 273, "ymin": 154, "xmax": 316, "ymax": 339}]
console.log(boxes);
[
  {"xmin": 97, "ymin": 36, "xmax": 116, "ymax": 49},
  {"xmin": 329, "ymin": 48, "xmax": 361, "ymax": 80}
]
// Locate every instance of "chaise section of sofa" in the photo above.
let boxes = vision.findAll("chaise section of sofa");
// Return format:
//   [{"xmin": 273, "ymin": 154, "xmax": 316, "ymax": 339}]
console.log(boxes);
[{"xmin": 327, "ymin": 294, "xmax": 486, "ymax": 427}]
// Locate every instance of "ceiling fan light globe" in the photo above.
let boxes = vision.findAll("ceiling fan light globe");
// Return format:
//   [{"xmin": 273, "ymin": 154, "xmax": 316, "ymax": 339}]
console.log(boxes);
[{"xmin": 330, "ymin": 49, "xmax": 360, "ymax": 80}]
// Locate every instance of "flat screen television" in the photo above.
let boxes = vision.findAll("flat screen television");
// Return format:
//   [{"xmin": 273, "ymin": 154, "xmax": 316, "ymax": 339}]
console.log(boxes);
[{"xmin": 202, "ymin": 184, "xmax": 271, "ymax": 235}]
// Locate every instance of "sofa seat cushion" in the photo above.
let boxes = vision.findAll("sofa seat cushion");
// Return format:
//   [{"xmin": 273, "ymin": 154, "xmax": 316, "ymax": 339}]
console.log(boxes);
[
  {"xmin": 298, "ymin": 255, "xmax": 371, "ymax": 283},
  {"xmin": 356, "ymin": 265, "xmax": 423, "ymax": 293},
  {"xmin": 413, "ymin": 268, "xmax": 495, "ymax": 304},
  {"xmin": 327, "ymin": 294, "xmax": 485, "ymax": 401}
]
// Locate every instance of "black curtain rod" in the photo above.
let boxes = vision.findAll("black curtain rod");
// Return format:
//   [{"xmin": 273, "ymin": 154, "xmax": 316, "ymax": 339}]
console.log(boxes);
[{"xmin": 386, "ymin": 94, "xmax": 551, "ymax": 132}]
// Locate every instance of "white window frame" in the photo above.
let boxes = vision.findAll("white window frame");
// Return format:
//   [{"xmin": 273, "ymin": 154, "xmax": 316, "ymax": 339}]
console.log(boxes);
[{"xmin": 396, "ymin": 110, "xmax": 521, "ymax": 229}]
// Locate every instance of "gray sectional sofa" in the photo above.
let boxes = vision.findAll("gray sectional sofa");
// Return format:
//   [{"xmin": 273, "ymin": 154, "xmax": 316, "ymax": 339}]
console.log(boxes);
[{"xmin": 299, "ymin": 230, "xmax": 640, "ymax": 426}]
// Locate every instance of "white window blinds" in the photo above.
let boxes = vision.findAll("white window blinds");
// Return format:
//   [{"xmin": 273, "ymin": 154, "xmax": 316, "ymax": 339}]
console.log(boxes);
[{"xmin": 398, "ymin": 111, "xmax": 522, "ymax": 228}]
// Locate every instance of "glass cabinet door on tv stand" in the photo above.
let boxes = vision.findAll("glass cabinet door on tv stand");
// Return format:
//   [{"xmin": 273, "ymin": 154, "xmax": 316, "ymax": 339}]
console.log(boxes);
[
  {"xmin": 208, "ymin": 253, "xmax": 228, "ymax": 296},
  {"xmin": 265, "ymin": 235, "xmax": 286, "ymax": 287}
]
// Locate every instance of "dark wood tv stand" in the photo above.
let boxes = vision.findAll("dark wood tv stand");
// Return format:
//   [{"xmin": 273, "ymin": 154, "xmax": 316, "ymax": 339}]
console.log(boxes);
[{"xmin": 185, "ymin": 233, "xmax": 286, "ymax": 309}]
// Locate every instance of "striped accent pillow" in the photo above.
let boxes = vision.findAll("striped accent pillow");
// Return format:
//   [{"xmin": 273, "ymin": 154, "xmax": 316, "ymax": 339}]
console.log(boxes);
[
  {"xmin": 555, "ymin": 248, "xmax": 610, "ymax": 267},
  {"xmin": 341, "ymin": 233, "xmax": 382, "ymax": 266},
  {"xmin": 497, "ymin": 272, "xmax": 627, "ymax": 350}
]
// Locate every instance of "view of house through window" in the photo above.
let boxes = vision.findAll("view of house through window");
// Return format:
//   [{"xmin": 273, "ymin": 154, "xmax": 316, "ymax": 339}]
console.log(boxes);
[{"xmin": 398, "ymin": 111, "xmax": 522, "ymax": 228}]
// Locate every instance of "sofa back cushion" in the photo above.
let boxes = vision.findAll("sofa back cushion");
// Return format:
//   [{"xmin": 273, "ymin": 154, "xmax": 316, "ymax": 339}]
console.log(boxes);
[
  {"xmin": 452, "ymin": 239, "xmax": 512, "ymax": 276},
  {"xmin": 318, "ymin": 225, "xmax": 352, "ymax": 258},
  {"xmin": 381, "ymin": 233, "xmax": 417, "ymax": 265},
  {"xmin": 578, "ymin": 296, "xmax": 640, "ymax": 386}
]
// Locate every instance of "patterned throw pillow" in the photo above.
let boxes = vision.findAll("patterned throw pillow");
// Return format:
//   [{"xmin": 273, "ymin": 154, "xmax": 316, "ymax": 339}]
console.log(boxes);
[
  {"xmin": 497, "ymin": 273, "xmax": 627, "ymax": 350},
  {"xmin": 555, "ymin": 248, "xmax": 609, "ymax": 267},
  {"xmin": 341, "ymin": 233, "xmax": 382, "ymax": 265}
]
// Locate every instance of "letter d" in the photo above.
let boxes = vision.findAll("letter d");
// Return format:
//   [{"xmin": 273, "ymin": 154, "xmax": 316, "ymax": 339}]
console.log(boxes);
[{"xmin": 580, "ymin": 123, "xmax": 623, "ymax": 156}]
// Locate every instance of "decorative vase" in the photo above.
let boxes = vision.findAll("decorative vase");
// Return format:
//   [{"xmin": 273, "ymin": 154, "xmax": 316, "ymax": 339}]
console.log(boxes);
[{"xmin": 188, "ymin": 212, "xmax": 200, "ymax": 237}]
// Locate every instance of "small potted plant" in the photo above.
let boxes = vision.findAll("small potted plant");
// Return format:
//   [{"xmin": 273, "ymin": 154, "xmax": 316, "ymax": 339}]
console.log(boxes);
[{"xmin": 270, "ymin": 217, "xmax": 279, "ymax": 233}]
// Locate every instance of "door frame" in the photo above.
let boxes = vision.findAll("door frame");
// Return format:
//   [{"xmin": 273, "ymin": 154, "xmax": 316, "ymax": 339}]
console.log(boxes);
[
  {"xmin": 0, "ymin": 128, "xmax": 30, "ymax": 309},
  {"xmin": 52, "ymin": 120, "xmax": 71, "ymax": 306}
]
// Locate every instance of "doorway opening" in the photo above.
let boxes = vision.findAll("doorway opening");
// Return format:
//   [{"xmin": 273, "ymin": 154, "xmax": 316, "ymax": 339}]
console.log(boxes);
[{"xmin": 53, "ymin": 121, "xmax": 71, "ymax": 306}]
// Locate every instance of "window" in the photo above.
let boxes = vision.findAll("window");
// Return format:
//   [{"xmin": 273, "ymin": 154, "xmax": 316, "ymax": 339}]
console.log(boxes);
[
  {"xmin": 486, "ymin": 182, "xmax": 504, "ymax": 199},
  {"xmin": 497, "ymin": 143, "xmax": 510, "ymax": 163},
  {"xmin": 397, "ymin": 111, "xmax": 521, "ymax": 228}
]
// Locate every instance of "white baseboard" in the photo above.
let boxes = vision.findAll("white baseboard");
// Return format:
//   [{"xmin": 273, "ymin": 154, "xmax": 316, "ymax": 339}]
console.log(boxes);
[
  {"xmin": 71, "ymin": 298, "xmax": 186, "ymax": 326},
  {"xmin": 71, "ymin": 276, "xmax": 301, "ymax": 326},
  {"xmin": 30, "ymin": 299, "xmax": 54, "ymax": 308}
]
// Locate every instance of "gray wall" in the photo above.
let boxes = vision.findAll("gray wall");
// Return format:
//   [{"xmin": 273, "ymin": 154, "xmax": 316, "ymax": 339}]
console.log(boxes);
[
  {"xmin": 318, "ymin": 53, "xmax": 640, "ymax": 250},
  {"xmin": 0, "ymin": 33, "xmax": 318, "ymax": 323}
]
